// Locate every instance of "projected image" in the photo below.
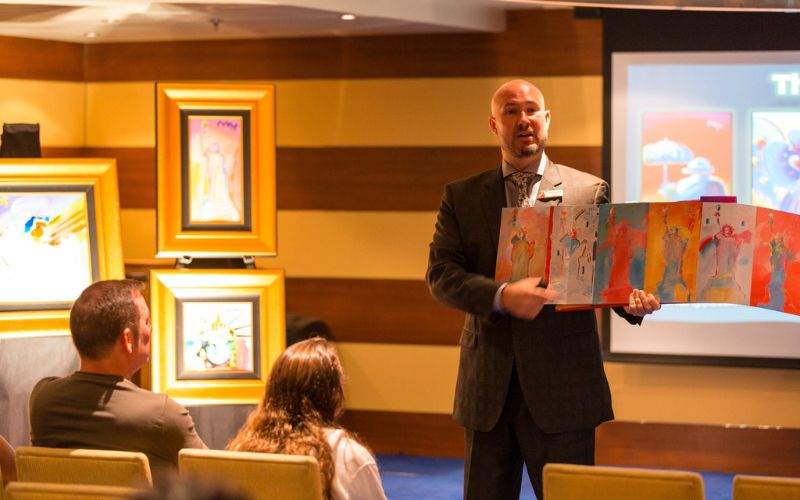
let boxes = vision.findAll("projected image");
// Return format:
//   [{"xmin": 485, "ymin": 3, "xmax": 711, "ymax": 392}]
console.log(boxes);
[
  {"xmin": 641, "ymin": 112, "xmax": 732, "ymax": 202},
  {"xmin": 0, "ymin": 191, "xmax": 93, "ymax": 306},
  {"xmin": 752, "ymin": 112, "xmax": 800, "ymax": 213}
]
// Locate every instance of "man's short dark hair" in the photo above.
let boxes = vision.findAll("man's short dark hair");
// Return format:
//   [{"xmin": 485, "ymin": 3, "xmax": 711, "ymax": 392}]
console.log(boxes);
[{"xmin": 70, "ymin": 279, "xmax": 145, "ymax": 360}]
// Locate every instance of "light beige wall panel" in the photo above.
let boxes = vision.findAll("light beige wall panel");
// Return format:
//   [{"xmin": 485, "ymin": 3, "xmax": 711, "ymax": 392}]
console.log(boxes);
[
  {"xmin": 607, "ymin": 362, "xmax": 800, "ymax": 428},
  {"xmin": 85, "ymin": 77, "xmax": 602, "ymax": 148},
  {"xmin": 120, "ymin": 209, "xmax": 435, "ymax": 279},
  {"xmin": 86, "ymin": 82, "xmax": 155, "ymax": 147},
  {"xmin": 336, "ymin": 342, "xmax": 458, "ymax": 413},
  {"xmin": 0, "ymin": 79, "xmax": 84, "ymax": 147}
]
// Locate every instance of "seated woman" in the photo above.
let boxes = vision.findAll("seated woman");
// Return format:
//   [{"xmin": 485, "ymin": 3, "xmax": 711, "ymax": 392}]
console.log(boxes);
[
  {"xmin": 1, "ymin": 434, "xmax": 17, "ymax": 485},
  {"xmin": 227, "ymin": 338, "xmax": 386, "ymax": 500}
]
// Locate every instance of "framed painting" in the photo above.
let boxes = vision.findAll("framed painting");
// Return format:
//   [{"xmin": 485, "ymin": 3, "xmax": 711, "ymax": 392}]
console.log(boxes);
[
  {"xmin": 149, "ymin": 269, "xmax": 285, "ymax": 404},
  {"xmin": 156, "ymin": 83, "xmax": 276, "ymax": 257},
  {"xmin": 0, "ymin": 159, "xmax": 124, "ymax": 335}
]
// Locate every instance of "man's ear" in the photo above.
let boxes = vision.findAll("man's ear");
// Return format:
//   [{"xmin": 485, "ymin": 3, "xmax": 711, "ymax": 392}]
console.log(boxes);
[
  {"xmin": 488, "ymin": 116, "xmax": 497, "ymax": 135},
  {"xmin": 121, "ymin": 328, "xmax": 134, "ymax": 354}
]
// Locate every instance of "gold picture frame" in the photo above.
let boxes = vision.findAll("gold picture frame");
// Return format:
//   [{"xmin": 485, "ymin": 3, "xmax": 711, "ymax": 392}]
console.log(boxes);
[
  {"xmin": 156, "ymin": 82, "xmax": 276, "ymax": 257},
  {"xmin": 149, "ymin": 269, "xmax": 285, "ymax": 405},
  {"xmin": 0, "ymin": 159, "xmax": 124, "ymax": 335}
]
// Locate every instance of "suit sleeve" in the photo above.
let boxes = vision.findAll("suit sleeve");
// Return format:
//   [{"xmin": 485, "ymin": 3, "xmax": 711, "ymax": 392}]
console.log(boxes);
[
  {"xmin": 426, "ymin": 184, "xmax": 500, "ymax": 317},
  {"xmin": 595, "ymin": 177, "xmax": 644, "ymax": 326}
]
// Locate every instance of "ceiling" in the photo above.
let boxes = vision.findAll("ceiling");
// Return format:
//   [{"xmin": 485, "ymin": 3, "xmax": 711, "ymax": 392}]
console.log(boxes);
[{"xmin": 0, "ymin": 0, "xmax": 797, "ymax": 44}]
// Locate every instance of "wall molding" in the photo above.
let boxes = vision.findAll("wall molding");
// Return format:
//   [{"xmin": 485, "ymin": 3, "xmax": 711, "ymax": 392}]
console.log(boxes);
[{"xmin": 343, "ymin": 410, "xmax": 800, "ymax": 476}]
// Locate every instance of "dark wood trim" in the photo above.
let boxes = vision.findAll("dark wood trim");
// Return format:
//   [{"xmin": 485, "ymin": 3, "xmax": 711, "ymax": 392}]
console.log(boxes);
[
  {"xmin": 79, "ymin": 145, "xmax": 600, "ymax": 211},
  {"xmin": 343, "ymin": 410, "xmax": 800, "ymax": 476},
  {"xmin": 341, "ymin": 410, "xmax": 464, "ymax": 458},
  {"xmin": 286, "ymin": 278, "xmax": 462, "ymax": 346},
  {"xmin": 84, "ymin": 11, "xmax": 600, "ymax": 81},
  {"xmin": 0, "ymin": 36, "xmax": 83, "ymax": 81}
]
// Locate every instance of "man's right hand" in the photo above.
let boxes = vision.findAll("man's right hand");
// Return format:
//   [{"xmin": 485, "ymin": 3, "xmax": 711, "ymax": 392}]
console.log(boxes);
[{"xmin": 500, "ymin": 277, "xmax": 558, "ymax": 320}]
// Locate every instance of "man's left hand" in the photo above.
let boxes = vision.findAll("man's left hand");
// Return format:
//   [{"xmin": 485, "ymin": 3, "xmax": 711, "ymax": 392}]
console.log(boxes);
[{"xmin": 623, "ymin": 289, "xmax": 661, "ymax": 317}]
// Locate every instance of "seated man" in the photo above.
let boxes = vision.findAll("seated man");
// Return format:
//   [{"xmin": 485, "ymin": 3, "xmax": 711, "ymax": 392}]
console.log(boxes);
[{"xmin": 29, "ymin": 279, "xmax": 207, "ymax": 483}]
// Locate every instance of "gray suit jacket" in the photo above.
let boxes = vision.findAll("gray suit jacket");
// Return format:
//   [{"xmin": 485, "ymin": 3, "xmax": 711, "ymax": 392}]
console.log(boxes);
[{"xmin": 426, "ymin": 159, "xmax": 641, "ymax": 433}]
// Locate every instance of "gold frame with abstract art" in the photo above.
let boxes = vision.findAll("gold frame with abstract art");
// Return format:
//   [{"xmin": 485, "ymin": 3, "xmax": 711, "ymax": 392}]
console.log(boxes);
[
  {"xmin": 0, "ymin": 159, "xmax": 124, "ymax": 335},
  {"xmin": 156, "ymin": 82, "xmax": 277, "ymax": 257},
  {"xmin": 149, "ymin": 269, "xmax": 285, "ymax": 405}
]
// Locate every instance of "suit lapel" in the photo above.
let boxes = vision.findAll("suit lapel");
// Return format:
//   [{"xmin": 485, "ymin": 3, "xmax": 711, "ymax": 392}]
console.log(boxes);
[
  {"xmin": 482, "ymin": 168, "xmax": 505, "ymax": 250},
  {"xmin": 537, "ymin": 158, "xmax": 563, "ymax": 206}
]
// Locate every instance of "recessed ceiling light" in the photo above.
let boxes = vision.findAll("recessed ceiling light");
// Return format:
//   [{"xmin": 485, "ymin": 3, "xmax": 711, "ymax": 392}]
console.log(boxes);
[
  {"xmin": 341, "ymin": 14, "xmax": 356, "ymax": 21},
  {"xmin": 85, "ymin": 31, "xmax": 97, "ymax": 38}
]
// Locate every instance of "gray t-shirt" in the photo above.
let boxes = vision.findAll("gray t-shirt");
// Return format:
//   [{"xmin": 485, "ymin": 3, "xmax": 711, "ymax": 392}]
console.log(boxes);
[{"xmin": 29, "ymin": 371, "xmax": 206, "ymax": 482}]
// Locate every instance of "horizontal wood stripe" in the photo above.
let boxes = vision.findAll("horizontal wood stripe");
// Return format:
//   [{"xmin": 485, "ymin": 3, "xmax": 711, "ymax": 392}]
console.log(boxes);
[
  {"xmin": 70, "ymin": 145, "xmax": 601, "ymax": 210},
  {"xmin": 596, "ymin": 421, "xmax": 800, "ymax": 476},
  {"xmin": 286, "ymin": 278, "xmax": 462, "ymax": 346},
  {"xmin": 0, "ymin": 36, "xmax": 83, "ymax": 81},
  {"xmin": 84, "ymin": 11, "xmax": 600, "ymax": 82},
  {"xmin": 343, "ymin": 411, "xmax": 800, "ymax": 476}
]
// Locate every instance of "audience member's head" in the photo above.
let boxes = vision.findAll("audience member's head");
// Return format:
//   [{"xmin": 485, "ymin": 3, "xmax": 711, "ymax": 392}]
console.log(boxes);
[
  {"xmin": 70, "ymin": 279, "xmax": 150, "ymax": 378},
  {"xmin": 129, "ymin": 476, "xmax": 251, "ymax": 500},
  {"xmin": 227, "ymin": 337, "xmax": 345, "ymax": 499}
]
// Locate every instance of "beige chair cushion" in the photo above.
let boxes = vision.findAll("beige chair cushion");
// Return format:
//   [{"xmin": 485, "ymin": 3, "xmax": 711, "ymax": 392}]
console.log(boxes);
[
  {"xmin": 734, "ymin": 474, "xmax": 800, "ymax": 500},
  {"xmin": 179, "ymin": 448, "xmax": 322, "ymax": 500},
  {"xmin": 543, "ymin": 463, "xmax": 704, "ymax": 500},
  {"xmin": 5, "ymin": 481, "xmax": 138, "ymax": 500},
  {"xmin": 15, "ymin": 447, "xmax": 152, "ymax": 488}
]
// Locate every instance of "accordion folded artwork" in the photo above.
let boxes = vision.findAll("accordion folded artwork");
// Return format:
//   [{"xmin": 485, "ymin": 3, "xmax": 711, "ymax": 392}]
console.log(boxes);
[{"xmin": 495, "ymin": 201, "xmax": 800, "ymax": 315}]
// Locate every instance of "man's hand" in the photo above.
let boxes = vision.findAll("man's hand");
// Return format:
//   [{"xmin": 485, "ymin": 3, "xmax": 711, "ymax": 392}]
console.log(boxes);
[
  {"xmin": 501, "ymin": 277, "xmax": 559, "ymax": 320},
  {"xmin": 624, "ymin": 289, "xmax": 661, "ymax": 316}
]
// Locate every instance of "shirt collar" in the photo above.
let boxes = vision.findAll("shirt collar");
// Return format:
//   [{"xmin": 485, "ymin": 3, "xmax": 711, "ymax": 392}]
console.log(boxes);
[{"xmin": 502, "ymin": 152, "xmax": 548, "ymax": 179}]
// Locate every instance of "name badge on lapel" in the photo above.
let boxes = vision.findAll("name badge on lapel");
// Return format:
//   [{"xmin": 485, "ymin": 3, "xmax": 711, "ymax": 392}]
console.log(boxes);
[{"xmin": 538, "ymin": 189, "xmax": 563, "ymax": 202}]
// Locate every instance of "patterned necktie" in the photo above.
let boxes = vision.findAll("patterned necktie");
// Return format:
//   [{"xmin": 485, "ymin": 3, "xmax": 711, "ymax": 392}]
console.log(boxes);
[{"xmin": 510, "ymin": 171, "xmax": 535, "ymax": 208}]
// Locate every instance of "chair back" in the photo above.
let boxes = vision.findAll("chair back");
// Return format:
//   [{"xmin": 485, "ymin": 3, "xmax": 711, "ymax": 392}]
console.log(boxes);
[
  {"xmin": 179, "ymin": 448, "xmax": 323, "ymax": 500},
  {"xmin": 543, "ymin": 463, "xmax": 704, "ymax": 500},
  {"xmin": 733, "ymin": 474, "xmax": 800, "ymax": 500},
  {"xmin": 5, "ymin": 481, "xmax": 138, "ymax": 500},
  {"xmin": 15, "ymin": 447, "xmax": 152, "ymax": 488}
]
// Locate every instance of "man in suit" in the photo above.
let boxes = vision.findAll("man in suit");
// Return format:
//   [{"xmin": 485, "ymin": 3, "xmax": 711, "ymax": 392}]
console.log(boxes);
[{"xmin": 426, "ymin": 79, "xmax": 660, "ymax": 500}]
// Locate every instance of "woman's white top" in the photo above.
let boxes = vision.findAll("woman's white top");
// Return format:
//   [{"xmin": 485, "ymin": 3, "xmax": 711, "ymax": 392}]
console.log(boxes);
[{"xmin": 325, "ymin": 428, "xmax": 387, "ymax": 500}]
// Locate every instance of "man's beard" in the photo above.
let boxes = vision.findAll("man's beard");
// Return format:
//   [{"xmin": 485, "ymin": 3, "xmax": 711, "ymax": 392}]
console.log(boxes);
[{"xmin": 510, "ymin": 138, "xmax": 546, "ymax": 159}]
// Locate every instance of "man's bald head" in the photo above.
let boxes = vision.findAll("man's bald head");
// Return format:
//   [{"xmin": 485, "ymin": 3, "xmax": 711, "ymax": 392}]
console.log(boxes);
[
  {"xmin": 491, "ymin": 80, "xmax": 546, "ymax": 118},
  {"xmin": 488, "ymin": 79, "xmax": 550, "ymax": 169}
]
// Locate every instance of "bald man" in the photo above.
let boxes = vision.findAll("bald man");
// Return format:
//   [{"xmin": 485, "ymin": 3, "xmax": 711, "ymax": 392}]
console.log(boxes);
[{"xmin": 426, "ymin": 80, "xmax": 659, "ymax": 499}]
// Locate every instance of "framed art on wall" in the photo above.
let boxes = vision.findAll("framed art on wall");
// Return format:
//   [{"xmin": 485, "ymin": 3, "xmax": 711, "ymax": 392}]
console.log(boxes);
[
  {"xmin": 149, "ymin": 269, "xmax": 285, "ymax": 404},
  {"xmin": 0, "ymin": 159, "xmax": 124, "ymax": 335},
  {"xmin": 156, "ymin": 82, "xmax": 276, "ymax": 257}
]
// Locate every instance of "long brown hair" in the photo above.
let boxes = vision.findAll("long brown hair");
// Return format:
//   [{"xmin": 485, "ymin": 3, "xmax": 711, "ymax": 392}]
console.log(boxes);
[{"xmin": 226, "ymin": 337, "xmax": 345, "ymax": 499}]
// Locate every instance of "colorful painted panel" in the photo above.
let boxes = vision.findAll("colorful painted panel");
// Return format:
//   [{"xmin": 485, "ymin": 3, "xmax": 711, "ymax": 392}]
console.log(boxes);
[
  {"xmin": 548, "ymin": 205, "xmax": 599, "ymax": 304},
  {"xmin": 594, "ymin": 203, "xmax": 649, "ymax": 304},
  {"xmin": 696, "ymin": 203, "xmax": 756, "ymax": 304},
  {"xmin": 178, "ymin": 299, "xmax": 259, "ymax": 380},
  {"xmin": 0, "ymin": 191, "xmax": 93, "ymax": 307},
  {"xmin": 495, "ymin": 206, "xmax": 552, "ymax": 283},
  {"xmin": 187, "ymin": 115, "xmax": 246, "ymax": 225},
  {"xmin": 644, "ymin": 201, "xmax": 702, "ymax": 303},
  {"xmin": 750, "ymin": 208, "xmax": 800, "ymax": 314},
  {"xmin": 751, "ymin": 111, "xmax": 800, "ymax": 213},
  {"xmin": 641, "ymin": 111, "xmax": 732, "ymax": 202}
]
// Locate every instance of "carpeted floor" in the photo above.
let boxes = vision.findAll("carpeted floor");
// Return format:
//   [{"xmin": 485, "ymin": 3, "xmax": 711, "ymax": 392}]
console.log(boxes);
[{"xmin": 378, "ymin": 454, "xmax": 735, "ymax": 500}]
